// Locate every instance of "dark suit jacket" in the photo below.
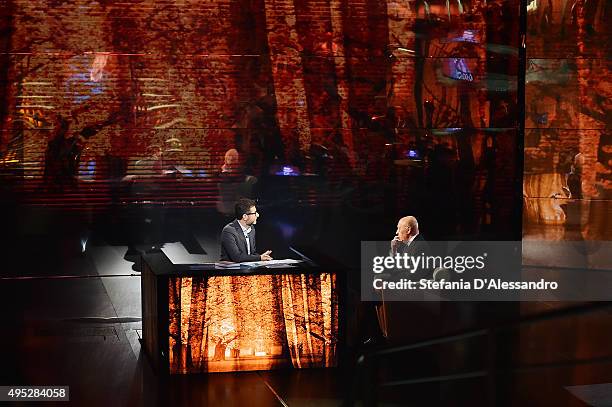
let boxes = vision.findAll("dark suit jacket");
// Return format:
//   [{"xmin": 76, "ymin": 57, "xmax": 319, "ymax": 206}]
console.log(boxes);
[
  {"xmin": 220, "ymin": 220, "xmax": 261, "ymax": 262},
  {"xmin": 393, "ymin": 234, "xmax": 427, "ymax": 257},
  {"xmin": 392, "ymin": 234, "xmax": 431, "ymax": 279}
]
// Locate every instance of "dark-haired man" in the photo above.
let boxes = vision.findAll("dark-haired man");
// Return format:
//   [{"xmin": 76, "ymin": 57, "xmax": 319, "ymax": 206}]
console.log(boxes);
[{"xmin": 220, "ymin": 198, "xmax": 273, "ymax": 262}]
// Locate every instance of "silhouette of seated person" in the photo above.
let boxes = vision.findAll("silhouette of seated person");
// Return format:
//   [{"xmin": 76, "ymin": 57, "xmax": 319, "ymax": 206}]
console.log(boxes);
[
  {"xmin": 122, "ymin": 145, "xmax": 165, "ymax": 199},
  {"xmin": 566, "ymin": 152, "xmax": 583, "ymax": 199},
  {"xmin": 124, "ymin": 145, "xmax": 163, "ymax": 179},
  {"xmin": 44, "ymin": 117, "xmax": 85, "ymax": 192},
  {"xmin": 216, "ymin": 149, "xmax": 257, "ymax": 216}
]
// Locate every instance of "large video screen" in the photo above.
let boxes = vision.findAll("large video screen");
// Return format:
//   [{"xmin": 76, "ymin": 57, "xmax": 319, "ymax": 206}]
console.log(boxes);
[
  {"xmin": 524, "ymin": 0, "xmax": 611, "ymax": 241},
  {"xmin": 0, "ymin": 0, "xmax": 527, "ymax": 239}
]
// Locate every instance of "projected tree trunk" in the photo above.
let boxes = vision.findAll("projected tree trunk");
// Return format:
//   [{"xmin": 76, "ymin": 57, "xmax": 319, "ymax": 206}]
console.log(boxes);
[{"xmin": 168, "ymin": 272, "xmax": 338, "ymax": 373}]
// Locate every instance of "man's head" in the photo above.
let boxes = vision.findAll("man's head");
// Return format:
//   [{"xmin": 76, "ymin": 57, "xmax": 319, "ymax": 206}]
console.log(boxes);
[
  {"xmin": 396, "ymin": 216, "xmax": 419, "ymax": 241},
  {"xmin": 147, "ymin": 144, "xmax": 163, "ymax": 159},
  {"xmin": 235, "ymin": 198, "xmax": 259, "ymax": 225},
  {"xmin": 222, "ymin": 148, "xmax": 242, "ymax": 173}
]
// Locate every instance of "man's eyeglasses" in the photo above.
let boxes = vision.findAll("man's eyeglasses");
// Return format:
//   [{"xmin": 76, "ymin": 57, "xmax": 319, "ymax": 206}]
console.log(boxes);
[{"xmin": 245, "ymin": 211, "xmax": 259, "ymax": 216}]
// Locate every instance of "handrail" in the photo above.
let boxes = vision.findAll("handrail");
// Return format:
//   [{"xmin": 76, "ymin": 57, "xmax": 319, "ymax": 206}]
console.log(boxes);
[{"xmin": 369, "ymin": 301, "xmax": 612, "ymax": 357}]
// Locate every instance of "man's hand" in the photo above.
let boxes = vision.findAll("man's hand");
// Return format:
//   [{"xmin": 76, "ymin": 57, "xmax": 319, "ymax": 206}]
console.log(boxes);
[
  {"xmin": 391, "ymin": 236, "xmax": 401, "ymax": 254},
  {"xmin": 260, "ymin": 250, "xmax": 273, "ymax": 261}
]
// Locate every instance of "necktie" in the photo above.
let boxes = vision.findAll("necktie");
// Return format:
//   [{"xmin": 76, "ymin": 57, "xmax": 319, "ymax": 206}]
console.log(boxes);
[{"xmin": 244, "ymin": 230, "xmax": 251, "ymax": 254}]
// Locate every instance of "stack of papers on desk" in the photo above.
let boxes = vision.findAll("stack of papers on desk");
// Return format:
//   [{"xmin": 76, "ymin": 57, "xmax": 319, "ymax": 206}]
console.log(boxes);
[
  {"xmin": 214, "ymin": 261, "xmax": 241, "ymax": 269},
  {"xmin": 263, "ymin": 263, "xmax": 297, "ymax": 269},
  {"xmin": 213, "ymin": 259, "xmax": 302, "ymax": 269},
  {"xmin": 241, "ymin": 259, "xmax": 303, "ymax": 268}
]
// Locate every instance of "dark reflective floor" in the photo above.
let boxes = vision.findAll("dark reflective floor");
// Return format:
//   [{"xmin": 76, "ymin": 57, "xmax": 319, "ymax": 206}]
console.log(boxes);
[{"xmin": 1, "ymin": 208, "xmax": 611, "ymax": 406}]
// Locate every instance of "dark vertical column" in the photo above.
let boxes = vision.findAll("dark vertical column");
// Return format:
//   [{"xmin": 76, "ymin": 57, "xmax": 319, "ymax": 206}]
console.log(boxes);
[
  {"xmin": 292, "ymin": 0, "xmax": 341, "ymax": 141},
  {"xmin": 0, "ymin": 1, "xmax": 13, "ymax": 140},
  {"xmin": 0, "ymin": 1, "xmax": 18, "ymax": 231},
  {"xmin": 106, "ymin": 3, "xmax": 141, "ymax": 162},
  {"xmin": 341, "ymin": 0, "xmax": 390, "ymax": 166},
  {"xmin": 517, "ymin": 0, "xmax": 527, "ymax": 240},
  {"xmin": 0, "ymin": 1, "xmax": 21, "ymax": 179},
  {"xmin": 485, "ymin": 5, "xmax": 526, "ymax": 405},
  {"xmin": 230, "ymin": 0, "xmax": 283, "ymax": 172}
]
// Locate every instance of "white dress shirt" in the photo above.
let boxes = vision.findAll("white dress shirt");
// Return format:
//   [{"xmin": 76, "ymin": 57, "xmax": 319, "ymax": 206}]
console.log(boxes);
[{"xmin": 238, "ymin": 222, "xmax": 252, "ymax": 255}]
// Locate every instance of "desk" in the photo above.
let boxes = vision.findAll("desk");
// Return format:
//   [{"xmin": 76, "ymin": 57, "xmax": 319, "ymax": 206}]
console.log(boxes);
[{"xmin": 141, "ymin": 252, "xmax": 339, "ymax": 374}]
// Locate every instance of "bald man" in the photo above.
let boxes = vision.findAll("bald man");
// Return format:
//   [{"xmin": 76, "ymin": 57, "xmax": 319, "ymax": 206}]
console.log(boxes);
[{"xmin": 391, "ymin": 216, "xmax": 423, "ymax": 255}]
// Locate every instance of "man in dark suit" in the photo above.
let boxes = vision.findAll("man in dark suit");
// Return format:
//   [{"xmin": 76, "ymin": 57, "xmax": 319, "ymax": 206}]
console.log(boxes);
[
  {"xmin": 220, "ymin": 198, "xmax": 273, "ymax": 262},
  {"xmin": 391, "ymin": 215, "xmax": 424, "ymax": 256},
  {"xmin": 390, "ymin": 215, "xmax": 432, "ymax": 280},
  {"xmin": 363, "ymin": 216, "xmax": 427, "ymax": 347}
]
